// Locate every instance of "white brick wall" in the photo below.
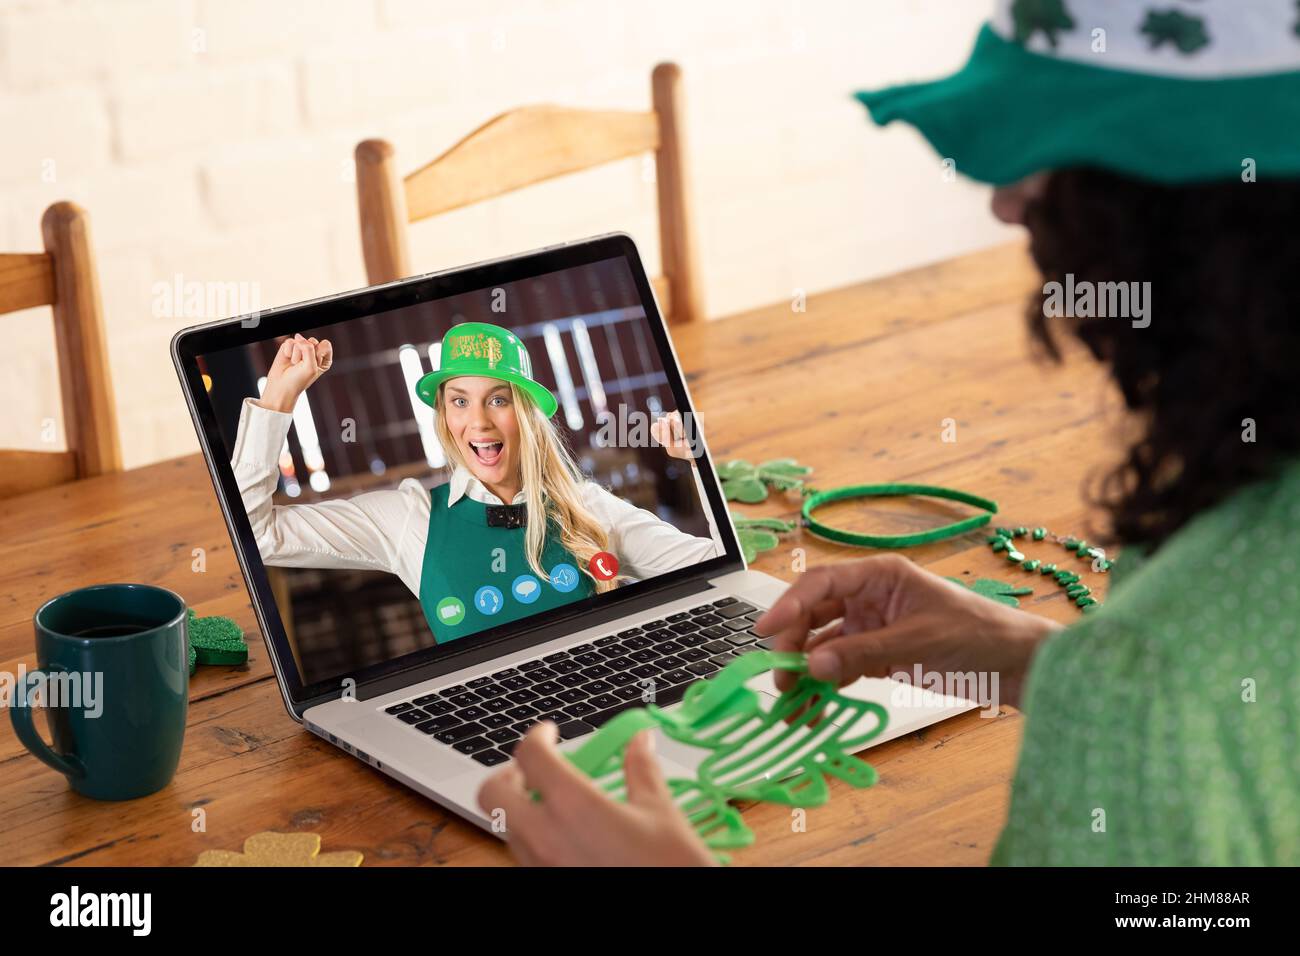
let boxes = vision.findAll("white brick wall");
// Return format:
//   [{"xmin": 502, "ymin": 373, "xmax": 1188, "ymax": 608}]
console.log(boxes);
[{"xmin": 0, "ymin": 0, "xmax": 1016, "ymax": 468}]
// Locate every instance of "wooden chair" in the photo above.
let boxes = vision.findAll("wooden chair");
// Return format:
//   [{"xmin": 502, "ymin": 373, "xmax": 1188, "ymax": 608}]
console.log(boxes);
[
  {"xmin": 355, "ymin": 61, "xmax": 705, "ymax": 323},
  {"xmin": 0, "ymin": 202, "xmax": 122, "ymax": 498}
]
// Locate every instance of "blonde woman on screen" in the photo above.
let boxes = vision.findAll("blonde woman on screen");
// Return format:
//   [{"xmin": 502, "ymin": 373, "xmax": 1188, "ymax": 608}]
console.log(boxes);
[{"xmin": 230, "ymin": 322, "xmax": 720, "ymax": 642}]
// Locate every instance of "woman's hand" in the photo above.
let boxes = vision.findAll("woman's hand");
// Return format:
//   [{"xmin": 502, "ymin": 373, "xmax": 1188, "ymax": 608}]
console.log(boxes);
[
  {"xmin": 651, "ymin": 410, "xmax": 694, "ymax": 461},
  {"xmin": 477, "ymin": 723, "xmax": 716, "ymax": 867},
  {"xmin": 256, "ymin": 333, "xmax": 333, "ymax": 413},
  {"xmin": 754, "ymin": 554, "xmax": 1061, "ymax": 708}
]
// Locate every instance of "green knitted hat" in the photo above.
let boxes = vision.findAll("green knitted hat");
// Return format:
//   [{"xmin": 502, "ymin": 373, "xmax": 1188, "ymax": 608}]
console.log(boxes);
[{"xmin": 856, "ymin": 0, "xmax": 1300, "ymax": 185}]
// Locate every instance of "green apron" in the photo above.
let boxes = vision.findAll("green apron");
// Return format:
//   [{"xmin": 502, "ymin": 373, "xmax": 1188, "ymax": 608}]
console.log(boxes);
[{"xmin": 418, "ymin": 483, "xmax": 596, "ymax": 642}]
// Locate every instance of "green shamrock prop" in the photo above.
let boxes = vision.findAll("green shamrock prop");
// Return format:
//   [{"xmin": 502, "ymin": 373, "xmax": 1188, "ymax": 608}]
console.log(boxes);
[
  {"xmin": 717, "ymin": 458, "xmax": 812, "ymax": 503},
  {"xmin": 1140, "ymin": 9, "xmax": 1210, "ymax": 53},
  {"xmin": 186, "ymin": 608, "xmax": 249, "ymax": 673},
  {"xmin": 945, "ymin": 576, "xmax": 1034, "ymax": 607},
  {"xmin": 1011, "ymin": 0, "xmax": 1076, "ymax": 48},
  {"xmin": 730, "ymin": 513, "xmax": 796, "ymax": 563},
  {"xmin": 567, "ymin": 651, "xmax": 888, "ymax": 859}
]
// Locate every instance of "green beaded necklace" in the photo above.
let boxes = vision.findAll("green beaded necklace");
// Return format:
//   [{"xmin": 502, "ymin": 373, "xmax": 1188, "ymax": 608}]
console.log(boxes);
[
  {"xmin": 987, "ymin": 525, "xmax": 1110, "ymax": 613},
  {"xmin": 788, "ymin": 480, "xmax": 1109, "ymax": 614}
]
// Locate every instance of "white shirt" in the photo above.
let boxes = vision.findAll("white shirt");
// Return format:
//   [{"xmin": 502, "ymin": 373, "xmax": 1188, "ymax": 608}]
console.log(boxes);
[{"xmin": 229, "ymin": 398, "xmax": 723, "ymax": 598}]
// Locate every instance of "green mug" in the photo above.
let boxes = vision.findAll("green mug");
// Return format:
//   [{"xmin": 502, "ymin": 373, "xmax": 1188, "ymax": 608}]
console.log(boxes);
[{"xmin": 10, "ymin": 583, "xmax": 189, "ymax": 800}]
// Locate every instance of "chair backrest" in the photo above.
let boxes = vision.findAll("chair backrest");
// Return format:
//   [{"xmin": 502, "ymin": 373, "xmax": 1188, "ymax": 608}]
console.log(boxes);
[
  {"xmin": 355, "ymin": 61, "xmax": 704, "ymax": 323},
  {"xmin": 0, "ymin": 202, "xmax": 122, "ymax": 498}
]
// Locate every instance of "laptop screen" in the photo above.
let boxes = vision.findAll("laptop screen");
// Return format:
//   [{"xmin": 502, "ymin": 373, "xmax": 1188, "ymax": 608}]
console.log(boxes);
[{"xmin": 179, "ymin": 238, "xmax": 739, "ymax": 702}]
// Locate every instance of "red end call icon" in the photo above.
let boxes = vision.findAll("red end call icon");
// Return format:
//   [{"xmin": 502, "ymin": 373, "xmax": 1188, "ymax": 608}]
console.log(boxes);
[{"xmin": 589, "ymin": 551, "xmax": 619, "ymax": 581}]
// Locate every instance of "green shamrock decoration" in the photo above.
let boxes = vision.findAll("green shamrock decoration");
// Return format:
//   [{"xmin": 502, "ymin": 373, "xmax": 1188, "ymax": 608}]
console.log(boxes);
[
  {"xmin": 1011, "ymin": 0, "xmax": 1076, "ymax": 48},
  {"xmin": 730, "ymin": 513, "xmax": 796, "ymax": 563},
  {"xmin": 1140, "ymin": 8, "xmax": 1210, "ymax": 54},
  {"xmin": 945, "ymin": 576, "xmax": 1034, "ymax": 607},
  {"xmin": 567, "ymin": 651, "xmax": 888, "ymax": 859},
  {"xmin": 717, "ymin": 458, "xmax": 812, "ymax": 503},
  {"xmin": 186, "ymin": 608, "xmax": 249, "ymax": 677}
]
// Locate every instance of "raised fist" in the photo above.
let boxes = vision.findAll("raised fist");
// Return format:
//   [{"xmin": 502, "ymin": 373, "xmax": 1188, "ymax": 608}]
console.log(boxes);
[{"xmin": 257, "ymin": 333, "xmax": 333, "ymax": 413}]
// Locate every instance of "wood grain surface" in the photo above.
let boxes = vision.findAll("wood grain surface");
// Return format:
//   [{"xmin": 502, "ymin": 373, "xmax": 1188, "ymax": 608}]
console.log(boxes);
[{"xmin": 0, "ymin": 242, "xmax": 1122, "ymax": 866}]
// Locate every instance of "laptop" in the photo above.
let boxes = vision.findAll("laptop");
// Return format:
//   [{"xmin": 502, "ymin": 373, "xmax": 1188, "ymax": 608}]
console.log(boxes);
[{"xmin": 172, "ymin": 233, "xmax": 974, "ymax": 833}]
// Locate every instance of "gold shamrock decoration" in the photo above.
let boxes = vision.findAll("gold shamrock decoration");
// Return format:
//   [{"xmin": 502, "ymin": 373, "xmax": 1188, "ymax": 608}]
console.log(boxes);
[{"xmin": 194, "ymin": 831, "xmax": 362, "ymax": 867}]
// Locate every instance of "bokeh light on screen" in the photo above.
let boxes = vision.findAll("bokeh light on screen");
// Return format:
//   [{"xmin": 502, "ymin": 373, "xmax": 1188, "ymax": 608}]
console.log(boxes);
[
  {"xmin": 398, "ymin": 343, "xmax": 445, "ymax": 468},
  {"xmin": 571, "ymin": 319, "xmax": 607, "ymax": 420},
  {"xmin": 257, "ymin": 372, "xmax": 332, "ymax": 495},
  {"xmin": 542, "ymin": 321, "xmax": 582, "ymax": 431}
]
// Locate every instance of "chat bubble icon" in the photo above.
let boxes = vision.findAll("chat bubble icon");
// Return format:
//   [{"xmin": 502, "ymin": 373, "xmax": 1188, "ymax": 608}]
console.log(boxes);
[{"xmin": 512, "ymin": 575, "xmax": 541, "ymax": 604}]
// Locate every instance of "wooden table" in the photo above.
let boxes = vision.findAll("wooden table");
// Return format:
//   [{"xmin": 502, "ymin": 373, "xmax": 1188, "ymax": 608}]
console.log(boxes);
[{"xmin": 0, "ymin": 242, "xmax": 1119, "ymax": 866}]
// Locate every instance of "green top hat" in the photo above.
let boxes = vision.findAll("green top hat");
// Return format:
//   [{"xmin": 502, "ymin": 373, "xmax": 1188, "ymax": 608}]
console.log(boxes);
[
  {"xmin": 415, "ymin": 322, "xmax": 558, "ymax": 418},
  {"xmin": 855, "ymin": 0, "xmax": 1300, "ymax": 186}
]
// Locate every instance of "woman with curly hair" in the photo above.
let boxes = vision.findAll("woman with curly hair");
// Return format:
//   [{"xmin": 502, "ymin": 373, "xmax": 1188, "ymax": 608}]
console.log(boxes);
[{"xmin": 477, "ymin": 0, "xmax": 1300, "ymax": 865}]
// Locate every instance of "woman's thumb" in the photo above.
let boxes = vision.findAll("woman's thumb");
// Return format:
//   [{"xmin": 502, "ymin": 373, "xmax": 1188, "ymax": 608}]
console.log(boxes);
[
  {"xmin": 622, "ymin": 730, "xmax": 674, "ymax": 808},
  {"xmin": 805, "ymin": 628, "xmax": 899, "ymax": 685},
  {"xmin": 268, "ymin": 338, "xmax": 292, "ymax": 374}
]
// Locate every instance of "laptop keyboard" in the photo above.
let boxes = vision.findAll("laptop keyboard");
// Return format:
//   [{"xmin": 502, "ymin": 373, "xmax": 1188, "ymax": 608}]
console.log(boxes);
[{"xmin": 381, "ymin": 597, "xmax": 771, "ymax": 767}]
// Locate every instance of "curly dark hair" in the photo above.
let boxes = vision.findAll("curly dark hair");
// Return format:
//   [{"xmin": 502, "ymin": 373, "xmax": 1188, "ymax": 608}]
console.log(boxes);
[{"xmin": 1023, "ymin": 168, "xmax": 1300, "ymax": 548}]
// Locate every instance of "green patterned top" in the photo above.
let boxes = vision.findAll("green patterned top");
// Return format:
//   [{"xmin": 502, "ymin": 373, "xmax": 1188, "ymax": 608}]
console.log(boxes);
[{"xmin": 992, "ymin": 458, "xmax": 1300, "ymax": 865}]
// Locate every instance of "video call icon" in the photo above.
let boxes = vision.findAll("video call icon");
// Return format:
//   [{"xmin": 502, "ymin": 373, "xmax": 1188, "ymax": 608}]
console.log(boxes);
[{"xmin": 435, "ymin": 596, "xmax": 465, "ymax": 626}]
